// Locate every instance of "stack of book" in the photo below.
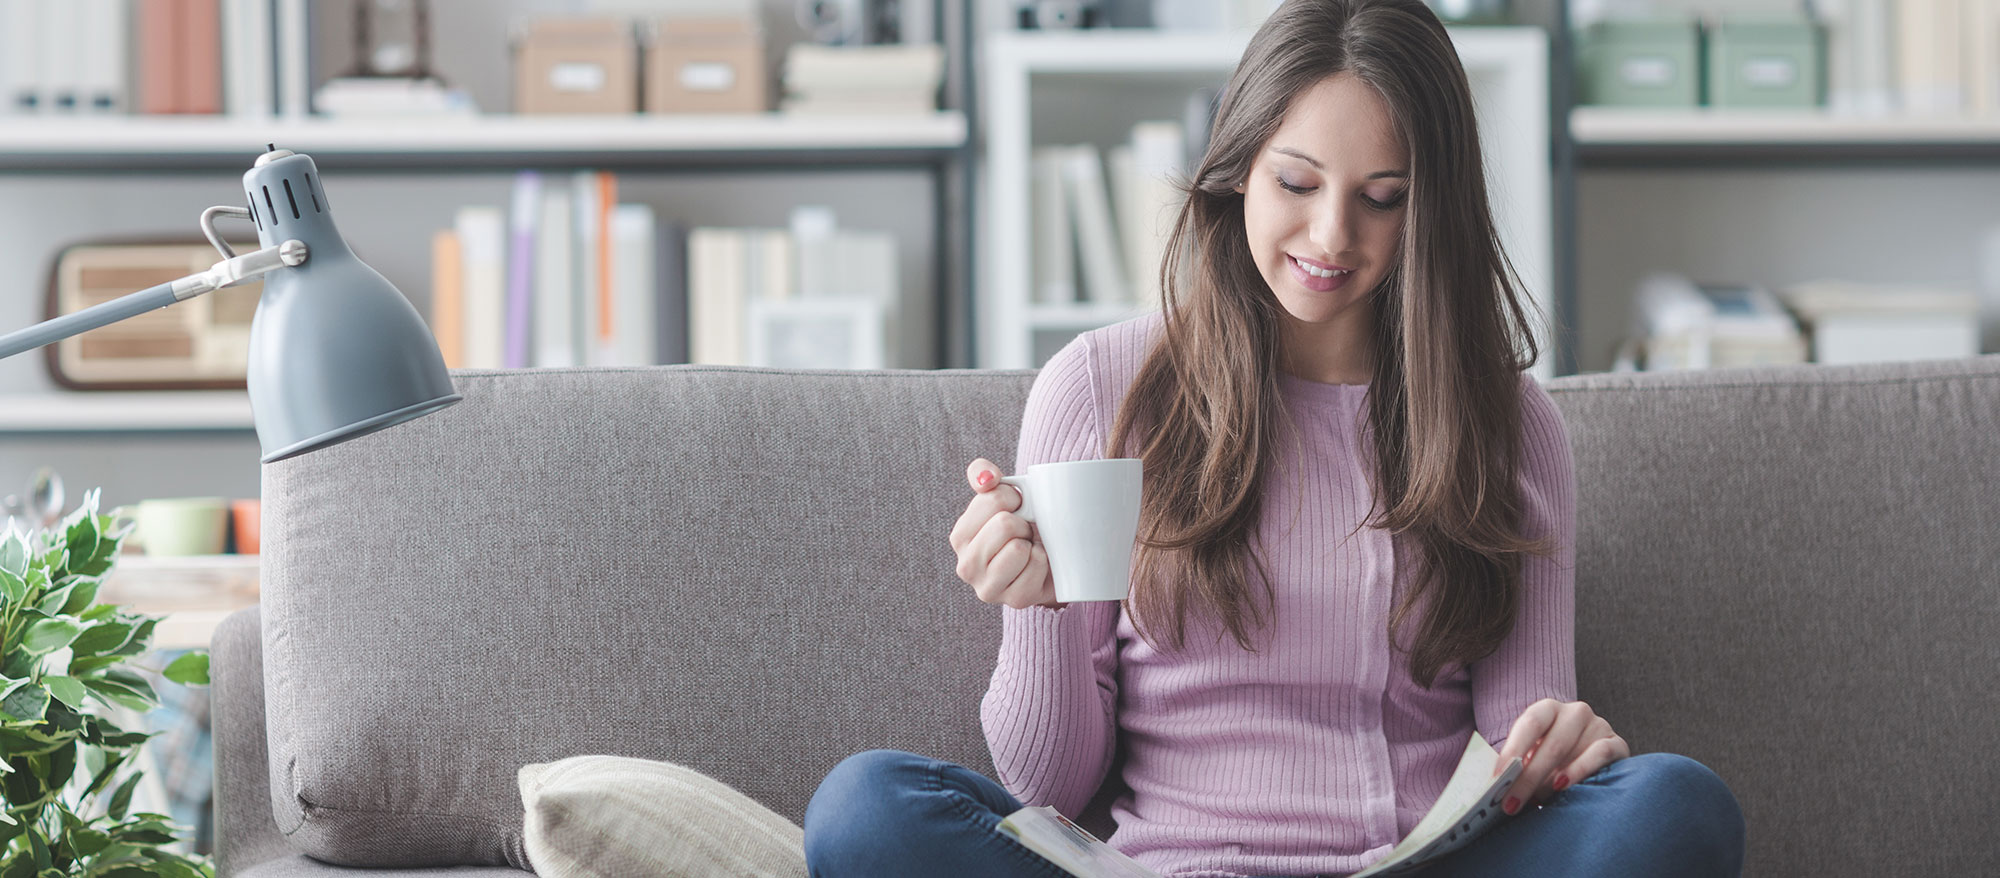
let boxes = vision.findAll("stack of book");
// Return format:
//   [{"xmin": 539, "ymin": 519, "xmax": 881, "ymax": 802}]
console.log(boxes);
[
  {"xmin": 1778, "ymin": 279, "xmax": 1980, "ymax": 365},
  {"xmin": 779, "ymin": 42, "xmax": 945, "ymax": 115},
  {"xmin": 1034, "ymin": 120, "xmax": 1194, "ymax": 313},
  {"xmin": 430, "ymin": 170, "xmax": 684, "ymax": 371},
  {"xmin": 687, "ymin": 219, "xmax": 901, "ymax": 369},
  {"xmin": 1817, "ymin": 0, "xmax": 2000, "ymax": 115},
  {"xmin": 0, "ymin": 0, "xmax": 330, "ymax": 119},
  {"xmin": 1621, "ymin": 273, "xmax": 1807, "ymax": 372}
]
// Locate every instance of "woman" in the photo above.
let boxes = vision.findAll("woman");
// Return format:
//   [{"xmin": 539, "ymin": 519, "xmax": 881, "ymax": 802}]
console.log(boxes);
[{"xmin": 805, "ymin": 1, "xmax": 1745, "ymax": 875}]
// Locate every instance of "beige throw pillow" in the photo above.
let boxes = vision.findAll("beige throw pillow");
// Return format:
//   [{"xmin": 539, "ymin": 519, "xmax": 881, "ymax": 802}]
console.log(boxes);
[{"xmin": 518, "ymin": 755, "xmax": 808, "ymax": 878}]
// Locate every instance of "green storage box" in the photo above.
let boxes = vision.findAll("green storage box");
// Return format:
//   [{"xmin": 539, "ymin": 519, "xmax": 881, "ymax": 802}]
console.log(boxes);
[
  {"xmin": 1576, "ymin": 18, "xmax": 1703, "ymax": 107},
  {"xmin": 1706, "ymin": 16, "xmax": 1823, "ymax": 108}
]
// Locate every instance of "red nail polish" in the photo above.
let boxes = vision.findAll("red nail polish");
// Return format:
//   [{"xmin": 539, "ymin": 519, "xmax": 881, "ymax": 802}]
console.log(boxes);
[
  {"xmin": 1554, "ymin": 774, "xmax": 1569, "ymax": 791},
  {"xmin": 1504, "ymin": 796, "xmax": 1519, "ymax": 815},
  {"xmin": 977, "ymin": 472, "xmax": 995, "ymax": 488}
]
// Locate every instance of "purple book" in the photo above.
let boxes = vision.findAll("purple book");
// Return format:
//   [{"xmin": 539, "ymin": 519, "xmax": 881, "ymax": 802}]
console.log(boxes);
[{"xmin": 504, "ymin": 170, "xmax": 542, "ymax": 369}]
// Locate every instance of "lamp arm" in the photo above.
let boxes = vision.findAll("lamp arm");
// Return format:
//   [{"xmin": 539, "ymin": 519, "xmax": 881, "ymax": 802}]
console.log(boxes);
[{"xmin": 0, "ymin": 235, "xmax": 308, "ymax": 362}]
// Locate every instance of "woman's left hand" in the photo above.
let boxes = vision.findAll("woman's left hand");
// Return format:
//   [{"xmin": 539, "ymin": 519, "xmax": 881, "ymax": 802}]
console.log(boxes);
[{"xmin": 1491, "ymin": 698, "xmax": 1630, "ymax": 815}]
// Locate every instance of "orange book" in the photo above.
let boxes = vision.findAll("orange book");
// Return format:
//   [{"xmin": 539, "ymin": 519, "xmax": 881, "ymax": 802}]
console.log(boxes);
[
  {"xmin": 135, "ymin": 0, "xmax": 184, "ymax": 114},
  {"xmin": 431, "ymin": 229, "xmax": 465, "ymax": 369},
  {"xmin": 180, "ymin": 0, "xmax": 224, "ymax": 114},
  {"xmin": 596, "ymin": 172, "xmax": 617, "ymax": 359}
]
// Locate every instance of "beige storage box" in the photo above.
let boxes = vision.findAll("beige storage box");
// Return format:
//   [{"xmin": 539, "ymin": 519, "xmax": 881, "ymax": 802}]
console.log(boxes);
[
  {"xmin": 516, "ymin": 18, "xmax": 639, "ymax": 114},
  {"xmin": 644, "ymin": 16, "xmax": 768, "ymax": 114}
]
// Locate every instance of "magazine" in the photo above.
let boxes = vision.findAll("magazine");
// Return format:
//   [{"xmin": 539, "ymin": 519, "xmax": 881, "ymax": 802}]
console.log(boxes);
[{"xmin": 995, "ymin": 731, "xmax": 1524, "ymax": 878}]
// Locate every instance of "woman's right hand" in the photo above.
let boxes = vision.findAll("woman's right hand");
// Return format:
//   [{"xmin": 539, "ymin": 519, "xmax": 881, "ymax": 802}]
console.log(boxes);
[{"xmin": 949, "ymin": 458, "xmax": 1064, "ymax": 610}]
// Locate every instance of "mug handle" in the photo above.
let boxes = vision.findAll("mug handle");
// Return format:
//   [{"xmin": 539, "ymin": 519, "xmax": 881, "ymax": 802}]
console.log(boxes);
[{"xmin": 995, "ymin": 475, "xmax": 1034, "ymax": 523}]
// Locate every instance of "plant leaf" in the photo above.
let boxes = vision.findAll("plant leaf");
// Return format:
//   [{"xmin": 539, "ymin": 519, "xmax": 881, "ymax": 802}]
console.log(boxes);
[
  {"xmin": 162, "ymin": 653, "xmax": 209, "ymax": 686},
  {"xmin": 0, "ymin": 568, "xmax": 23, "ymax": 605},
  {"xmin": 32, "ymin": 584, "xmax": 73, "ymax": 617},
  {"xmin": 42, "ymin": 676, "xmax": 87, "ymax": 711},
  {"xmin": 78, "ymin": 602, "xmax": 117, "ymax": 623},
  {"xmin": 83, "ymin": 678, "xmax": 155, "ymax": 713},
  {"xmin": 58, "ymin": 577, "xmax": 101, "ymax": 616},
  {"xmin": 110, "ymin": 618, "xmax": 161, "ymax": 658},
  {"xmin": 69, "ymin": 622, "xmax": 133, "ymax": 657},
  {"xmin": 20, "ymin": 618, "xmax": 82, "ymax": 655},
  {"xmin": 0, "ymin": 682, "xmax": 49, "ymax": 722},
  {"xmin": 106, "ymin": 771, "xmax": 142, "ymax": 821},
  {"xmin": 0, "ymin": 527, "xmax": 27, "ymax": 579}
]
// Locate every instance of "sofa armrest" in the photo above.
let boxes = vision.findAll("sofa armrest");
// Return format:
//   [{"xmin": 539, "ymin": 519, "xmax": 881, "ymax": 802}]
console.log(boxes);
[{"xmin": 213, "ymin": 605, "xmax": 294, "ymax": 877}]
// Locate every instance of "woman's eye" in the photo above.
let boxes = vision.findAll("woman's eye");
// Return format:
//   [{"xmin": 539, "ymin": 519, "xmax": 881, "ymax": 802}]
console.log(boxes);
[
  {"xmin": 1364, "ymin": 191, "xmax": 1408, "ymax": 210},
  {"xmin": 1276, "ymin": 176, "xmax": 1314, "ymax": 195}
]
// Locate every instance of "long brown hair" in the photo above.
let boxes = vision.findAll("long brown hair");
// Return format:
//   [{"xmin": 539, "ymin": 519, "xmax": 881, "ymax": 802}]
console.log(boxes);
[{"xmin": 1106, "ymin": 0, "xmax": 1552, "ymax": 688}]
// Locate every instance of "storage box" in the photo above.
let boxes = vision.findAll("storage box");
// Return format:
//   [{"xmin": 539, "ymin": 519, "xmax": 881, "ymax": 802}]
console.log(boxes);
[
  {"xmin": 1706, "ymin": 17, "xmax": 1822, "ymax": 108},
  {"xmin": 644, "ymin": 16, "xmax": 768, "ymax": 114},
  {"xmin": 1576, "ymin": 18, "xmax": 1703, "ymax": 107},
  {"xmin": 516, "ymin": 18, "xmax": 639, "ymax": 115}
]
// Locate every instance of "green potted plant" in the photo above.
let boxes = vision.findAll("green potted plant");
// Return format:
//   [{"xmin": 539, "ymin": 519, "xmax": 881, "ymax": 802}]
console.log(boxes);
[{"xmin": 1, "ymin": 488, "xmax": 213, "ymax": 877}]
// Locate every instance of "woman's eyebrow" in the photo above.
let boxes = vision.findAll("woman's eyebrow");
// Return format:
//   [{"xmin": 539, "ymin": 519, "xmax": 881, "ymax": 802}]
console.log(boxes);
[{"xmin": 1270, "ymin": 146, "xmax": 1407, "ymax": 179}]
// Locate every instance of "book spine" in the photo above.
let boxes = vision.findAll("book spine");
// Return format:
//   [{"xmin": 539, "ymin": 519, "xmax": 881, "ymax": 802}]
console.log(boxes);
[
  {"xmin": 505, "ymin": 171, "xmax": 542, "ymax": 370},
  {"xmin": 456, "ymin": 206, "xmax": 507, "ymax": 370},
  {"xmin": 223, "ymin": 0, "xmax": 275, "ymax": 117},
  {"xmin": 182, "ymin": 0, "xmax": 224, "ymax": 114},
  {"xmin": 275, "ymin": 0, "xmax": 309, "ymax": 116},
  {"xmin": 136, "ymin": 0, "xmax": 182, "ymax": 114},
  {"xmin": 78, "ymin": 0, "xmax": 128, "ymax": 114},
  {"xmin": 611, "ymin": 204, "xmax": 657, "ymax": 366},
  {"xmin": 1063, "ymin": 144, "xmax": 1131, "ymax": 305},
  {"xmin": 430, "ymin": 229, "xmax": 464, "ymax": 369},
  {"xmin": 570, "ymin": 171, "xmax": 600, "ymax": 368},
  {"xmin": 535, "ymin": 188, "xmax": 575, "ymax": 368},
  {"xmin": 594, "ymin": 172, "xmax": 618, "ymax": 367}
]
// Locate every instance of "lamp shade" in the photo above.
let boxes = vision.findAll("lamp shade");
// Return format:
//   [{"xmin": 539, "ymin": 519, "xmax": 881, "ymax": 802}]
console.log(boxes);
[{"xmin": 244, "ymin": 150, "xmax": 461, "ymax": 463}]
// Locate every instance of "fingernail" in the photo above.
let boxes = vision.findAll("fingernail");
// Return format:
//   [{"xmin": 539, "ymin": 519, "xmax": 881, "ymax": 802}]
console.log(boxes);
[
  {"xmin": 1553, "ymin": 774, "xmax": 1569, "ymax": 791},
  {"xmin": 977, "ymin": 472, "xmax": 995, "ymax": 488},
  {"xmin": 1504, "ymin": 796, "xmax": 1520, "ymax": 815}
]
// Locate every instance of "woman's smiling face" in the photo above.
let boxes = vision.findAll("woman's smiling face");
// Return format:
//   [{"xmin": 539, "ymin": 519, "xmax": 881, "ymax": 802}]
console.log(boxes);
[{"xmin": 1239, "ymin": 71, "xmax": 1410, "ymax": 347}]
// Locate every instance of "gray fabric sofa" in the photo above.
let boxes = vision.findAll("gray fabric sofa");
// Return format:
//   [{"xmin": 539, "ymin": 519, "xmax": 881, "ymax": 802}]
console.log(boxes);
[{"xmin": 210, "ymin": 360, "xmax": 2000, "ymax": 877}]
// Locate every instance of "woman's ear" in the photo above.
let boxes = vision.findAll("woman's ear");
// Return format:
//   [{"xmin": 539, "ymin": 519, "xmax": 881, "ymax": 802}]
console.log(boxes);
[{"xmin": 1233, "ymin": 181, "xmax": 1246, "ymax": 193}]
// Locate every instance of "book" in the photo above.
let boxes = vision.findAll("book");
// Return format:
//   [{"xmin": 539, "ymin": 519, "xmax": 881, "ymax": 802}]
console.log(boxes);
[
  {"xmin": 1060, "ymin": 145, "xmax": 1131, "ymax": 305},
  {"xmin": 429, "ymin": 228, "xmax": 464, "ymax": 369},
  {"xmin": 505, "ymin": 171, "xmax": 542, "ymax": 369},
  {"xmin": 996, "ymin": 731, "xmax": 1524, "ymax": 878}
]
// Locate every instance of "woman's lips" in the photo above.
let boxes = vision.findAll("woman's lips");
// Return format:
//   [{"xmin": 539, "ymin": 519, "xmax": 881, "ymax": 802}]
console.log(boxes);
[{"xmin": 1288, "ymin": 254, "xmax": 1352, "ymax": 292}]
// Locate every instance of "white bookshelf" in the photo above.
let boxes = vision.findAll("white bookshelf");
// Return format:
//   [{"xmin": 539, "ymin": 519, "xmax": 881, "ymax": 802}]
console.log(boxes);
[
  {"xmin": 1571, "ymin": 106, "xmax": 2000, "ymax": 146},
  {"xmin": 0, "ymin": 392, "xmax": 254, "ymax": 432},
  {"xmin": 980, "ymin": 27, "xmax": 1553, "ymax": 378},
  {"xmin": 0, "ymin": 113, "xmax": 969, "ymax": 165}
]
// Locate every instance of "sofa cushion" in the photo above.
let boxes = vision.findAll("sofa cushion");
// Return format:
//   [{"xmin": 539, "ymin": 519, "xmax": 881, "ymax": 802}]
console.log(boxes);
[
  {"xmin": 519, "ymin": 754, "xmax": 806, "ymax": 877},
  {"xmin": 259, "ymin": 366, "xmax": 1035, "ymax": 867}
]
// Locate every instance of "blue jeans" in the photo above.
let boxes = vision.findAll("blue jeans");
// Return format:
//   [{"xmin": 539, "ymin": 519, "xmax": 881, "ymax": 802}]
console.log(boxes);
[{"xmin": 804, "ymin": 749, "xmax": 1745, "ymax": 878}]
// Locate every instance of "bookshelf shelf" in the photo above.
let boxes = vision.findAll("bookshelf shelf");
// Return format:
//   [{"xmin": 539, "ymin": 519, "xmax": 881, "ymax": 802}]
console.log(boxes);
[
  {"xmin": 1571, "ymin": 107, "xmax": 2000, "ymax": 163},
  {"xmin": 0, "ymin": 392, "xmax": 255, "ymax": 432},
  {"xmin": 0, "ymin": 112, "xmax": 970, "ymax": 170}
]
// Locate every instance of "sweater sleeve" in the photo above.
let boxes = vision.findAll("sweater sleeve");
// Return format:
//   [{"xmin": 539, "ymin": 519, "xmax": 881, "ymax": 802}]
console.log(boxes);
[
  {"xmin": 978, "ymin": 334, "xmax": 1123, "ymax": 817},
  {"xmin": 1472, "ymin": 374, "xmax": 1579, "ymax": 751}
]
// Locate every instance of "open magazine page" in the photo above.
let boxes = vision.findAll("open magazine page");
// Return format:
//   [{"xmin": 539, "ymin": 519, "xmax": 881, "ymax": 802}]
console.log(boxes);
[
  {"xmin": 1350, "ymin": 732, "xmax": 1524, "ymax": 877},
  {"xmin": 994, "ymin": 731, "xmax": 1521, "ymax": 878}
]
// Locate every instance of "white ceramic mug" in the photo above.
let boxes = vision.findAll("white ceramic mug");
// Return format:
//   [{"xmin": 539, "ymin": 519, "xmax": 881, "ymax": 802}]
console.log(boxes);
[{"xmin": 998, "ymin": 458, "xmax": 1143, "ymax": 603}]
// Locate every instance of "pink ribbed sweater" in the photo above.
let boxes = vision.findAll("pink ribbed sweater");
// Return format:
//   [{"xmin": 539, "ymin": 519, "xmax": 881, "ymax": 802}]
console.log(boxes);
[{"xmin": 979, "ymin": 312, "xmax": 1577, "ymax": 878}]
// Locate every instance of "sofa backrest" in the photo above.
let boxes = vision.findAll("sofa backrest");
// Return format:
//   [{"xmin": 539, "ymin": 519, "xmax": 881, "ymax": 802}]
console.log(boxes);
[
  {"xmin": 258, "ymin": 359, "xmax": 2000, "ymax": 876},
  {"xmin": 260, "ymin": 366, "xmax": 1033, "ymax": 868}
]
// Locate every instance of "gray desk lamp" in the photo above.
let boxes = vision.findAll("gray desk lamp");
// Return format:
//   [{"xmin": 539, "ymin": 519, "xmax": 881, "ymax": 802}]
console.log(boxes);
[{"xmin": 0, "ymin": 145, "xmax": 461, "ymax": 463}]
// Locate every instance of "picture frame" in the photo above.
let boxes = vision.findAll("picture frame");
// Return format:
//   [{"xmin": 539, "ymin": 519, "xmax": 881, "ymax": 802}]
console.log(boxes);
[{"xmin": 745, "ymin": 296, "xmax": 886, "ymax": 370}]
